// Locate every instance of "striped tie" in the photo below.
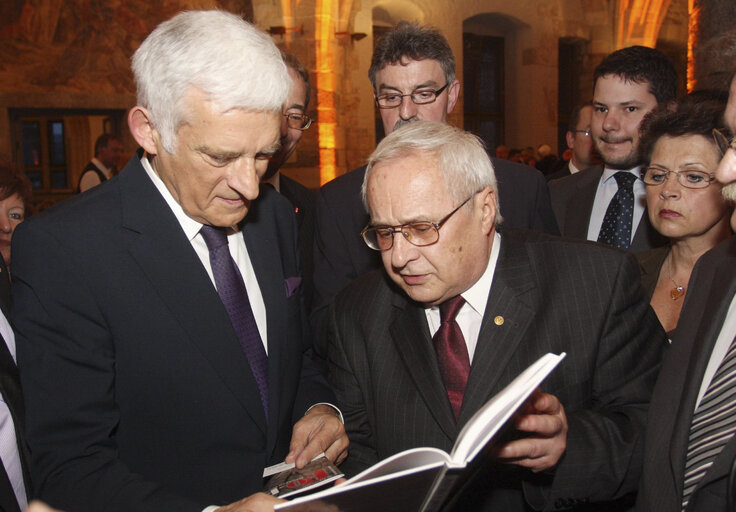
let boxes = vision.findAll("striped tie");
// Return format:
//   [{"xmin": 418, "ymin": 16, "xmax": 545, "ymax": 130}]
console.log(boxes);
[{"xmin": 681, "ymin": 334, "xmax": 736, "ymax": 510}]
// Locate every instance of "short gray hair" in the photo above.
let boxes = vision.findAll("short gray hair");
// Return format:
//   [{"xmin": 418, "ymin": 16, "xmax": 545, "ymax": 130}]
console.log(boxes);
[
  {"xmin": 362, "ymin": 121, "xmax": 502, "ymax": 225},
  {"xmin": 132, "ymin": 10, "xmax": 290, "ymax": 153}
]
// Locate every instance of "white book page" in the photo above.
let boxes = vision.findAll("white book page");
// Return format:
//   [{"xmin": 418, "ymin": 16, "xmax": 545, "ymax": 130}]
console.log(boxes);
[
  {"xmin": 347, "ymin": 446, "xmax": 450, "ymax": 484},
  {"xmin": 449, "ymin": 352, "xmax": 566, "ymax": 465}
]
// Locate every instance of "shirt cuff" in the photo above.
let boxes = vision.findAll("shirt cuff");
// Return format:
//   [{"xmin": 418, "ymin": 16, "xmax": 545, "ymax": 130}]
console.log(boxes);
[
  {"xmin": 306, "ymin": 402, "xmax": 344, "ymax": 424},
  {"xmin": 203, "ymin": 506, "xmax": 220, "ymax": 512}
]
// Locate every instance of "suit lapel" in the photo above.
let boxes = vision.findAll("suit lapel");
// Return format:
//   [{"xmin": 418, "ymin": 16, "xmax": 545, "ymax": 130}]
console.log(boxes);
[
  {"xmin": 563, "ymin": 166, "xmax": 601, "ymax": 239},
  {"xmin": 120, "ymin": 159, "xmax": 268, "ymax": 434},
  {"xmin": 460, "ymin": 234, "xmax": 535, "ymax": 424},
  {"xmin": 668, "ymin": 245, "xmax": 736, "ymax": 496},
  {"xmin": 390, "ymin": 294, "xmax": 458, "ymax": 442},
  {"xmin": 241, "ymin": 187, "xmax": 288, "ymax": 454}
]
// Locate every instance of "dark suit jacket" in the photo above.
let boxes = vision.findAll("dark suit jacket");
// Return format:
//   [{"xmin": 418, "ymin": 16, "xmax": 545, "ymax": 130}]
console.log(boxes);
[
  {"xmin": 11, "ymin": 155, "xmax": 332, "ymax": 512},
  {"xmin": 637, "ymin": 236, "xmax": 736, "ymax": 512},
  {"xmin": 329, "ymin": 229, "xmax": 666, "ymax": 511},
  {"xmin": 279, "ymin": 174, "xmax": 316, "ymax": 313},
  {"xmin": 545, "ymin": 162, "xmax": 572, "ymax": 182},
  {"xmin": 635, "ymin": 245, "xmax": 670, "ymax": 299},
  {"xmin": 311, "ymin": 159, "xmax": 560, "ymax": 358},
  {"xmin": 549, "ymin": 165, "xmax": 667, "ymax": 252}
]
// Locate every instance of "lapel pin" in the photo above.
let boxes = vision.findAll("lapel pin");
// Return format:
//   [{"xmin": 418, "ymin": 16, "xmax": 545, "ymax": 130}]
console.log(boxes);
[{"xmin": 494, "ymin": 316, "xmax": 504, "ymax": 326}]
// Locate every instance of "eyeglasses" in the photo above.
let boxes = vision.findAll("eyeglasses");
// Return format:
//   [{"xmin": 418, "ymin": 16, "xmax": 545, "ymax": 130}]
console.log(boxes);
[
  {"xmin": 375, "ymin": 83, "xmax": 450, "ymax": 109},
  {"xmin": 641, "ymin": 167, "xmax": 717, "ymax": 189},
  {"xmin": 572, "ymin": 129, "xmax": 591, "ymax": 137},
  {"xmin": 713, "ymin": 128, "xmax": 736, "ymax": 156},
  {"xmin": 284, "ymin": 113, "xmax": 313, "ymax": 130},
  {"xmin": 361, "ymin": 195, "xmax": 472, "ymax": 251}
]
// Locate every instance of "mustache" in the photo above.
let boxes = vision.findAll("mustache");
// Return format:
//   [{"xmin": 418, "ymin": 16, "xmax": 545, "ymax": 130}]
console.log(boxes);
[
  {"xmin": 722, "ymin": 182, "xmax": 736, "ymax": 203},
  {"xmin": 394, "ymin": 117, "xmax": 419, "ymax": 130}
]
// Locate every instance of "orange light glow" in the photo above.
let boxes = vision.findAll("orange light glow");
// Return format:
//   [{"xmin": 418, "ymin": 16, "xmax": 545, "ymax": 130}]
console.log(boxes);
[
  {"xmin": 616, "ymin": 0, "xmax": 672, "ymax": 48},
  {"xmin": 686, "ymin": 0, "xmax": 697, "ymax": 92},
  {"xmin": 315, "ymin": 0, "xmax": 337, "ymax": 184}
]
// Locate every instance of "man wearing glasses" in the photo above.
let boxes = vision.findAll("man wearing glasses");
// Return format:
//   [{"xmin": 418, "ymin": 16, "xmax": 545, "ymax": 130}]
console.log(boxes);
[
  {"xmin": 637, "ymin": 70, "xmax": 736, "ymax": 512},
  {"xmin": 263, "ymin": 51, "xmax": 317, "ymax": 310},
  {"xmin": 329, "ymin": 120, "xmax": 665, "ymax": 511},
  {"xmin": 546, "ymin": 102, "xmax": 599, "ymax": 182},
  {"xmin": 550, "ymin": 46, "xmax": 676, "ymax": 251},
  {"xmin": 312, "ymin": 22, "xmax": 558, "ymax": 357}
]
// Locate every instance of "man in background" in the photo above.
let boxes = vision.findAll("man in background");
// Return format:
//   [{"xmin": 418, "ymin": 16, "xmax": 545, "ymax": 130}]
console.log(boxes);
[
  {"xmin": 546, "ymin": 102, "xmax": 599, "ymax": 181},
  {"xmin": 77, "ymin": 133, "xmax": 123, "ymax": 192},
  {"xmin": 549, "ymin": 46, "xmax": 675, "ymax": 251},
  {"xmin": 262, "ymin": 51, "xmax": 317, "ymax": 311}
]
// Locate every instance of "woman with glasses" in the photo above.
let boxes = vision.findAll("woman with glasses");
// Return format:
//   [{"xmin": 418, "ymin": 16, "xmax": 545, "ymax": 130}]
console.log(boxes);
[{"xmin": 636, "ymin": 98, "xmax": 733, "ymax": 335}]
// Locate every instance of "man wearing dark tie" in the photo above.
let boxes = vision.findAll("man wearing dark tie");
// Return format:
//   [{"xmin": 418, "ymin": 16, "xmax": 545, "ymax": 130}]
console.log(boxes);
[
  {"xmin": 636, "ymin": 70, "xmax": 736, "ymax": 512},
  {"xmin": 11, "ymin": 11, "xmax": 346, "ymax": 512},
  {"xmin": 549, "ymin": 46, "xmax": 675, "ymax": 251},
  {"xmin": 329, "ymin": 121, "xmax": 665, "ymax": 510},
  {"xmin": 312, "ymin": 22, "xmax": 559, "ymax": 356}
]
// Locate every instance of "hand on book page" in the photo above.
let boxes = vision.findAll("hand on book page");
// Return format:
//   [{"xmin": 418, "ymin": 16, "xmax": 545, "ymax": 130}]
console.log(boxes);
[{"xmin": 491, "ymin": 389, "xmax": 568, "ymax": 473}]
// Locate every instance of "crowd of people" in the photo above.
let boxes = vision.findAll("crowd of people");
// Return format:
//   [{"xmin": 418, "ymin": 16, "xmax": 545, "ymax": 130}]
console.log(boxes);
[{"xmin": 0, "ymin": 9, "xmax": 735, "ymax": 512}]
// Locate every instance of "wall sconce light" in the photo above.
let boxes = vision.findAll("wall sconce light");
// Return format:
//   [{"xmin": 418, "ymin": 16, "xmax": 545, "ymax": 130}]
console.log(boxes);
[
  {"xmin": 268, "ymin": 25, "xmax": 304, "ymax": 37},
  {"xmin": 335, "ymin": 32, "xmax": 367, "ymax": 42}
]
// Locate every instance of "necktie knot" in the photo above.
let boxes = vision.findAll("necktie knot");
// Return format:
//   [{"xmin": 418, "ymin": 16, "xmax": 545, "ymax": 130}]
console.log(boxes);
[
  {"xmin": 439, "ymin": 296, "xmax": 465, "ymax": 324},
  {"xmin": 200, "ymin": 225, "xmax": 229, "ymax": 250},
  {"xmin": 613, "ymin": 171, "xmax": 636, "ymax": 190}
]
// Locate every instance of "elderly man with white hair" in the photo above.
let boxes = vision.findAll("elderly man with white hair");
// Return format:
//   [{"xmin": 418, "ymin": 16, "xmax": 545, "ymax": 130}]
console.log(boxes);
[
  {"xmin": 329, "ymin": 120, "xmax": 665, "ymax": 511},
  {"xmin": 11, "ymin": 10, "xmax": 346, "ymax": 512}
]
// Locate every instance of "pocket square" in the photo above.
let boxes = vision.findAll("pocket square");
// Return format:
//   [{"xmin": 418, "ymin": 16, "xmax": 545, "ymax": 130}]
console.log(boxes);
[{"xmin": 284, "ymin": 276, "xmax": 302, "ymax": 297}]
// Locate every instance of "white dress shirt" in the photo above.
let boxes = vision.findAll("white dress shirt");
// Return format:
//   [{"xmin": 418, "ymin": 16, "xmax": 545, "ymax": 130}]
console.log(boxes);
[
  {"xmin": 425, "ymin": 232, "xmax": 501, "ymax": 362},
  {"xmin": 586, "ymin": 166, "xmax": 646, "ymax": 244},
  {"xmin": 141, "ymin": 156, "xmax": 268, "ymax": 352},
  {"xmin": 0, "ymin": 311, "xmax": 27, "ymax": 511}
]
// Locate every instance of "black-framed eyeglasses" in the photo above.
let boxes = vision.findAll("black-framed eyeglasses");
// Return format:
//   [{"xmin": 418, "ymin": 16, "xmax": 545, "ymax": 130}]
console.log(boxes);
[
  {"xmin": 572, "ymin": 129, "xmax": 591, "ymax": 137},
  {"xmin": 641, "ymin": 166, "xmax": 717, "ymax": 189},
  {"xmin": 361, "ymin": 195, "xmax": 473, "ymax": 251},
  {"xmin": 284, "ymin": 112, "xmax": 313, "ymax": 130},
  {"xmin": 713, "ymin": 128, "xmax": 735, "ymax": 156},
  {"xmin": 375, "ymin": 83, "xmax": 450, "ymax": 109}
]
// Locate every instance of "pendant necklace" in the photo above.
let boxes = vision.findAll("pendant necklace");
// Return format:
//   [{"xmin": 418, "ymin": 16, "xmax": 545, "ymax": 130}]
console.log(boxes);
[{"xmin": 667, "ymin": 258, "xmax": 685, "ymax": 300}]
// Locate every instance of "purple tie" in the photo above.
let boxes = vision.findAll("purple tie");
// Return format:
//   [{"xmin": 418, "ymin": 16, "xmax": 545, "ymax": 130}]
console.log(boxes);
[
  {"xmin": 200, "ymin": 225, "xmax": 268, "ymax": 418},
  {"xmin": 433, "ymin": 296, "xmax": 470, "ymax": 419}
]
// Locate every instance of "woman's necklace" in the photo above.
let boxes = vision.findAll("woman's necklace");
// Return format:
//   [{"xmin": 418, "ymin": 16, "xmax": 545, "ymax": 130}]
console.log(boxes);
[{"xmin": 667, "ymin": 257, "xmax": 686, "ymax": 300}]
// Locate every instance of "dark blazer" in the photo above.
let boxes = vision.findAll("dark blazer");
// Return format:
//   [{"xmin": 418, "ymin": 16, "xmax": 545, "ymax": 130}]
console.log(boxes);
[
  {"xmin": 329, "ymin": 229, "xmax": 666, "ymax": 511},
  {"xmin": 311, "ymin": 159, "xmax": 560, "ymax": 358},
  {"xmin": 637, "ymin": 236, "xmax": 736, "ymax": 512},
  {"xmin": 12, "ymin": 155, "xmax": 332, "ymax": 512},
  {"xmin": 279, "ymin": 174, "xmax": 316, "ymax": 313},
  {"xmin": 549, "ymin": 165, "xmax": 667, "ymax": 252},
  {"xmin": 545, "ymin": 162, "xmax": 572, "ymax": 182},
  {"xmin": 636, "ymin": 245, "xmax": 670, "ymax": 299}
]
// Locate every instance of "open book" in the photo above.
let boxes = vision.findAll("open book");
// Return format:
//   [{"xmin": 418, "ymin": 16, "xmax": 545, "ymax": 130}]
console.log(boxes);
[{"xmin": 275, "ymin": 352, "xmax": 566, "ymax": 512}]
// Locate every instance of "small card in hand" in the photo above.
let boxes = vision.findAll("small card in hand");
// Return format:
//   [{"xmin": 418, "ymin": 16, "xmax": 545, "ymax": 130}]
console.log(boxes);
[{"xmin": 264, "ymin": 455, "xmax": 344, "ymax": 498}]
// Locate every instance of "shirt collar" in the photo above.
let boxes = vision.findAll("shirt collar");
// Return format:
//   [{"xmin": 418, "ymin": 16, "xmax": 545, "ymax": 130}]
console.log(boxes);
[
  {"xmin": 460, "ymin": 231, "xmax": 501, "ymax": 316},
  {"xmin": 602, "ymin": 165, "xmax": 641, "ymax": 182}
]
